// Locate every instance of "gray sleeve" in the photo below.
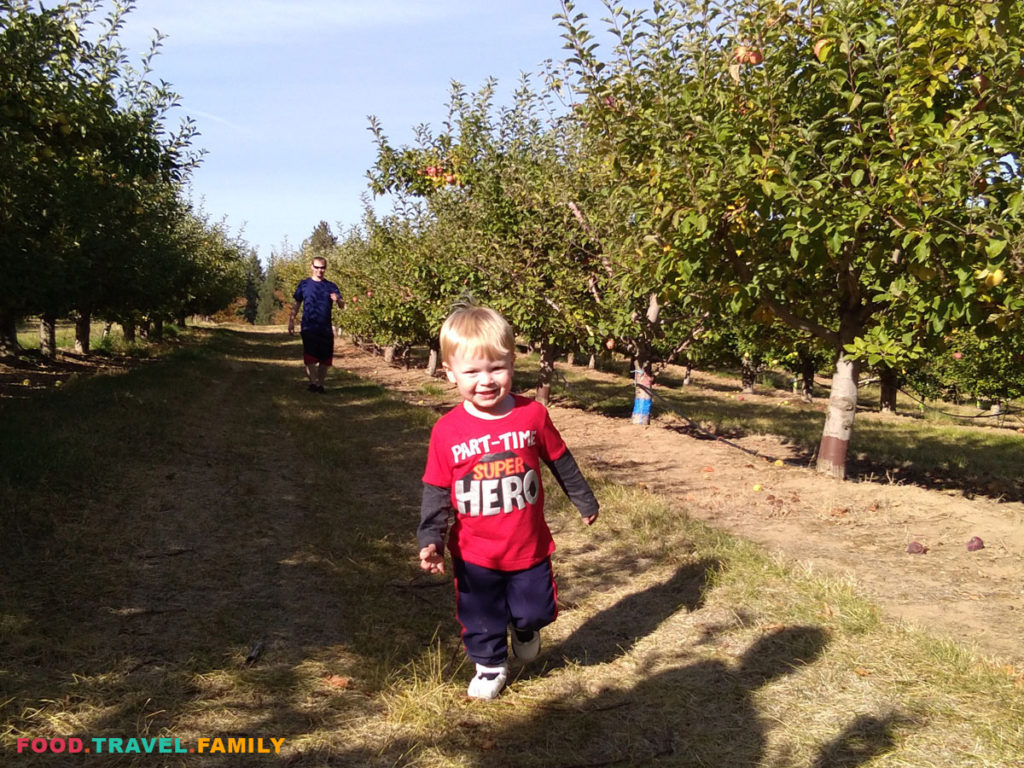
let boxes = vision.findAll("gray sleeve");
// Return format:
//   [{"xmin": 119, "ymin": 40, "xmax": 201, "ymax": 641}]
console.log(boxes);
[
  {"xmin": 418, "ymin": 483, "xmax": 451, "ymax": 548},
  {"xmin": 547, "ymin": 450, "xmax": 600, "ymax": 517}
]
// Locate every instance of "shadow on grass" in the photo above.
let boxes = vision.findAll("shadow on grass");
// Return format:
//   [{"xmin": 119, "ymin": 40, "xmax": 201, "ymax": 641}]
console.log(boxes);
[
  {"xmin": 548, "ymin": 559, "xmax": 720, "ymax": 670},
  {"xmin": 0, "ymin": 327, "xmax": 443, "ymax": 767},
  {"xmin": 368, "ymin": 624, "xmax": 906, "ymax": 768}
]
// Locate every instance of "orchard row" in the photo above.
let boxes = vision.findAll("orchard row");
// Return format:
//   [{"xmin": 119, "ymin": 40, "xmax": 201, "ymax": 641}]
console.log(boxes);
[
  {"xmin": 306, "ymin": 0, "xmax": 1024, "ymax": 479},
  {"xmin": 1, "ymin": 1, "xmax": 252, "ymax": 355}
]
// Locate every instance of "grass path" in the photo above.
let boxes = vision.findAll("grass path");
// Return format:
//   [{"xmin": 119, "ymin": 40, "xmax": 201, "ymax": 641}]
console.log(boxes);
[
  {"xmin": 2, "ymin": 327, "xmax": 1022, "ymax": 767},
  {"xmin": 2, "ymin": 328, "xmax": 439, "ymax": 765}
]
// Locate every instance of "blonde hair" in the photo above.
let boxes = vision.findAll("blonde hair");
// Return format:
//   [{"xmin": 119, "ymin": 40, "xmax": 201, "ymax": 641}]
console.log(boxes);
[{"xmin": 439, "ymin": 306, "xmax": 515, "ymax": 365}]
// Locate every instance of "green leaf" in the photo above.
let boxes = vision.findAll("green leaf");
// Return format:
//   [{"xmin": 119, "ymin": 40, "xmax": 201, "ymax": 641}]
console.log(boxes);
[{"xmin": 985, "ymin": 239, "xmax": 1007, "ymax": 259}]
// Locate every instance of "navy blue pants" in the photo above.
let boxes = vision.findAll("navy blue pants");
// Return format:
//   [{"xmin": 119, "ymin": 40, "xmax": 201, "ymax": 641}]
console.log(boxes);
[{"xmin": 453, "ymin": 557, "xmax": 557, "ymax": 666}]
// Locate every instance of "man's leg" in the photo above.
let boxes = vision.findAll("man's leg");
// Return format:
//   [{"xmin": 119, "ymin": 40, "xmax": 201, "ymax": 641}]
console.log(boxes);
[
  {"xmin": 316, "ymin": 361, "xmax": 329, "ymax": 387},
  {"xmin": 304, "ymin": 362, "xmax": 320, "ymax": 388}
]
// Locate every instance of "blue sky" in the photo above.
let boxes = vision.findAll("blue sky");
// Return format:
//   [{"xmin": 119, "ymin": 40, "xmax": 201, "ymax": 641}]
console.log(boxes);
[{"xmin": 117, "ymin": 1, "xmax": 611, "ymax": 262}]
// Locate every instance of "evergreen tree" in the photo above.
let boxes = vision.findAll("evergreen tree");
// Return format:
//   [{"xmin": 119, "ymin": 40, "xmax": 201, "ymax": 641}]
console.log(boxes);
[
  {"xmin": 305, "ymin": 220, "xmax": 338, "ymax": 255},
  {"xmin": 239, "ymin": 249, "xmax": 263, "ymax": 324},
  {"xmin": 255, "ymin": 263, "xmax": 280, "ymax": 325}
]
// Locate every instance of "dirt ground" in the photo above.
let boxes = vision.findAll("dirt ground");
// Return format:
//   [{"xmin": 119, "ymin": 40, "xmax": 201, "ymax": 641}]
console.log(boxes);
[{"xmin": 331, "ymin": 341, "xmax": 1024, "ymax": 668}]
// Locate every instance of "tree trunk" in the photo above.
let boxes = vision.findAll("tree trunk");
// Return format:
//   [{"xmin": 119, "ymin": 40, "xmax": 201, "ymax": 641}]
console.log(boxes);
[
  {"xmin": 39, "ymin": 314, "xmax": 57, "ymax": 359},
  {"xmin": 74, "ymin": 310, "xmax": 91, "ymax": 355},
  {"xmin": 535, "ymin": 342, "xmax": 559, "ymax": 405},
  {"xmin": 151, "ymin": 318, "xmax": 164, "ymax": 341},
  {"xmin": 426, "ymin": 340, "xmax": 440, "ymax": 378},
  {"xmin": 631, "ymin": 367, "xmax": 654, "ymax": 425},
  {"xmin": 878, "ymin": 365, "xmax": 898, "ymax": 414},
  {"xmin": 566, "ymin": 351, "xmax": 575, "ymax": 366},
  {"xmin": 800, "ymin": 353, "xmax": 815, "ymax": 403},
  {"xmin": 740, "ymin": 354, "xmax": 757, "ymax": 394},
  {"xmin": 816, "ymin": 353, "xmax": 859, "ymax": 479},
  {"xmin": 123, "ymin": 321, "xmax": 136, "ymax": 343},
  {"xmin": 682, "ymin": 363, "xmax": 692, "ymax": 387},
  {"xmin": 383, "ymin": 345, "xmax": 395, "ymax": 364},
  {"xmin": 631, "ymin": 343, "xmax": 654, "ymax": 425},
  {"xmin": 0, "ymin": 311, "xmax": 21, "ymax": 356},
  {"xmin": 588, "ymin": 353, "xmax": 596, "ymax": 370}
]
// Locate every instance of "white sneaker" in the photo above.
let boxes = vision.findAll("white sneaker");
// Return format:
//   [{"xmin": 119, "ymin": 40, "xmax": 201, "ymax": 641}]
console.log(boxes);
[
  {"xmin": 467, "ymin": 663, "xmax": 507, "ymax": 699},
  {"xmin": 510, "ymin": 626, "xmax": 541, "ymax": 662}
]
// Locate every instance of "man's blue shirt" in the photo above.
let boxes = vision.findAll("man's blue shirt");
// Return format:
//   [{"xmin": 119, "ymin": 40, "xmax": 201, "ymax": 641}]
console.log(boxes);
[{"xmin": 293, "ymin": 277, "xmax": 340, "ymax": 334}]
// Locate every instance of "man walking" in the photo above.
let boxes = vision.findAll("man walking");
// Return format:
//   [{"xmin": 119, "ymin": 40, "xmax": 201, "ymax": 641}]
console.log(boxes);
[{"xmin": 288, "ymin": 256, "xmax": 343, "ymax": 393}]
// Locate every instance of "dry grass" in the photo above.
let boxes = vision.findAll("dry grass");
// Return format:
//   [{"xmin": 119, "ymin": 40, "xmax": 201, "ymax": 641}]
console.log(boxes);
[{"xmin": 1, "ymin": 327, "xmax": 1022, "ymax": 767}]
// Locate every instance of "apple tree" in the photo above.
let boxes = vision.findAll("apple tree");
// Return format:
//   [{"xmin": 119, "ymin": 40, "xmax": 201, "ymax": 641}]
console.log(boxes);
[
  {"xmin": 560, "ymin": 0, "xmax": 1024, "ymax": 476},
  {"xmin": 0, "ymin": 0, "xmax": 202, "ymax": 354},
  {"xmin": 369, "ymin": 77, "xmax": 606, "ymax": 401}
]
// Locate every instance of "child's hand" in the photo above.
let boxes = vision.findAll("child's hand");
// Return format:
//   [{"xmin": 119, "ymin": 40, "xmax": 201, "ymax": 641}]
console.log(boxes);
[
  {"xmin": 419, "ymin": 543, "xmax": 445, "ymax": 574},
  {"xmin": 583, "ymin": 512, "xmax": 598, "ymax": 526}
]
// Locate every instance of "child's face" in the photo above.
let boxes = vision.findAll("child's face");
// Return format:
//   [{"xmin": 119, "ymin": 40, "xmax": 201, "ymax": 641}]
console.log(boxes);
[{"xmin": 444, "ymin": 347, "xmax": 514, "ymax": 414}]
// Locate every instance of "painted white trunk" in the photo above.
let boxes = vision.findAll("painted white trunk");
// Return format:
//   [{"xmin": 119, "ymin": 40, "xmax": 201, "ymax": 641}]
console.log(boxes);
[{"xmin": 816, "ymin": 354, "xmax": 859, "ymax": 479}]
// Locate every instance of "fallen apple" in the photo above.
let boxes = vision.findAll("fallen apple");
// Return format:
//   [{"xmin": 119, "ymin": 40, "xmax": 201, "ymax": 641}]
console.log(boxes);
[
  {"xmin": 906, "ymin": 541, "xmax": 928, "ymax": 554},
  {"xmin": 966, "ymin": 536, "xmax": 985, "ymax": 551}
]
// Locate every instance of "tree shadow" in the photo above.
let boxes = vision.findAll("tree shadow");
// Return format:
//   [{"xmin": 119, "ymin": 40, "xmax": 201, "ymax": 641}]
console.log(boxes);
[
  {"xmin": 811, "ymin": 713, "xmax": 906, "ymax": 768},
  {"xmin": 542, "ymin": 559, "xmax": 720, "ymax": 672},
  {"xmin": 0, "ymin": 327, "xmax": 444, "ymax": 767},
  {"xmin": 406, "ymin": 624, "xmax": 907, "ymax": 768}
]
